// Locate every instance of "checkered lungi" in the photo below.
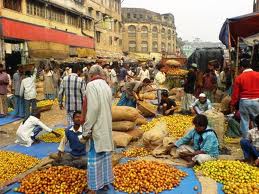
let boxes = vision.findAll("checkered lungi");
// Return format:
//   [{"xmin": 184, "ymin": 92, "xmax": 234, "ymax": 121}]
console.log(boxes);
[{"xmin": 87, "ymin": 140, "xmax": 114, "ymax": 191}]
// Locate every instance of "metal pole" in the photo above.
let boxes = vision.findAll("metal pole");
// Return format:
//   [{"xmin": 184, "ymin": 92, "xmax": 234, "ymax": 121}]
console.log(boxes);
[{"xmin": 235, "ymin": 37, "xmax": 240, "ymax": 77}]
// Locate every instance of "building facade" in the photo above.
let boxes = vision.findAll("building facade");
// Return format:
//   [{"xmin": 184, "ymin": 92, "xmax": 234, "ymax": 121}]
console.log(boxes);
[
  {"xmin": 0, "ymin": 0, "xmax": 122, "ymax": 74},
  {"xmin": 122, "ymin": 8, "xmax": 177, "ymax": 58},
  {"xmin": 254, "ymin": 0, "xmax": 259, "ymax": 12},
  {"xmin": 86, "ymin": 0, "xmax": 122, "ymax": 58}
]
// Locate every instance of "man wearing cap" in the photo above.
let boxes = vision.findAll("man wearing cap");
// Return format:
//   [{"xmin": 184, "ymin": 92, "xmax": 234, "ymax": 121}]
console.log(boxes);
[
  {"xmin": 181, "ymin": 63, "xmax": 197, "ymax": 113},
  {"xmin": 191, "ymin": 93, "xmax": 212, "ymax": 115}
]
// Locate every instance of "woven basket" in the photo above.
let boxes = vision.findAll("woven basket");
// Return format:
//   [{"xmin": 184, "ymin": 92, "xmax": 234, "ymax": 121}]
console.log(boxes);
[{"xmin": 137, "ymin": 101, "xmax": 156, "ymax": 117}]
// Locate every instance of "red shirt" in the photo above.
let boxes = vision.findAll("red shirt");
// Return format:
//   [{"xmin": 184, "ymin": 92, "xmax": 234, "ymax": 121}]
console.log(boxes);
[{"xmin": 231, "ymin": 69, "xmax": 259, "ymax": 106}]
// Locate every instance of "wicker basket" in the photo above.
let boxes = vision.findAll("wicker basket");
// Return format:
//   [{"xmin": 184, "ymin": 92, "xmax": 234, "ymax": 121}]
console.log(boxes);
[
  {"xmin": 37, "ymin": 104, "xmax": 53, "ymax": 112},
  {"xmin": 137, "ymin": 101, "xmax": 156, "ymax": 117}
]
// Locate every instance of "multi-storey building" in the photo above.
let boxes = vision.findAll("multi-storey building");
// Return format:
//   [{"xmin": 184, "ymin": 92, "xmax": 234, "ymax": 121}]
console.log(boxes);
[
  {"xmin": 122, "ymin": 8, "xmax": 177, "ymax": 59},
  {"xmin": 86, "ymin": 0, "xmax": 122, "ymax": 58},
  {"xmin": 0, "ymin": 0, "xmax": 122, "ymax": 74}
]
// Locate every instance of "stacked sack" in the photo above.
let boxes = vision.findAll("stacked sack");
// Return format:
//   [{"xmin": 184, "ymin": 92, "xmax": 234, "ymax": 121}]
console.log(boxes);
[
  {"xmin": 36, "ymin": 81, "xmax": 44, "ymax": 100},
  {"xmin": 112, "ymin": 106, "xmax": 147, "ymax": 148}
]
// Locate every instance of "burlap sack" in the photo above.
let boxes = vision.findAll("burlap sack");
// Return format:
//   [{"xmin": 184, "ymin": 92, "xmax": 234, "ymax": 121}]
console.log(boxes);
[
  {"xmin": 135, "ymin": 115, "xmax": 148, "ymax": 126},
  {"xmin": 203, "ymin": 109, "xmax": 225, "ymax": 146},
  {"xmin": 112, "ymin": 131, "xmax": 133, "ymax": 147},
  {"xmin": 137, "ymin": 101, "xmax": 156, "ymax": 117},
  {"xmin": 152, "ymin": 137, "xmax": 177, "ymax": 157},
  {"xmin": 169, "ymin": 88, "xmax": 184, "ymax": 101},
  {"xmin": 221, "ymin": 95, "xmax": 231, "ymax": 113},
  {"xmin": 36, "ymin": 81, "xmax": 44, "ymax": 88},
  {"xmin": 112, "ymin": 106, "xmax": 140, "ymax": 122},
  {"xmin": 125, "ymin": 128, "xmax": 144, "ymax": 140},
  {"xmin": 143, "ymin": 122, "xmax": 168, "ymax": 149},
  {"xmin": 36, "ymin": 88, "xmax": 44, "ymax": 93},
  {"xmin": 112, "ymin": 121, "xmax": 135, "ymax": 132},
  {"xmin": 139, "ymin": 92, "xmax": 156, "ymax": 100}
]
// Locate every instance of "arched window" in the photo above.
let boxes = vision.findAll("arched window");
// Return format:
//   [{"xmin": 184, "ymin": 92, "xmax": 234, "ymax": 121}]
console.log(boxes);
[
  {"xmin": 161, "ymin": 42, "xmax": 166, "ymax": 52},
  {"xmin": 152, "ymin": 26, "xmax": 158, "ymax": 39},
  {"xmin": 161, "ymin": 28, "xmax": 166, "ymax": 39},
  {"xmin": 168, "ymin": 29, "xmax": 171, "ymax": 40},
  {"xmin": 141, "ymin": 26, "xmax": 148, "ymax": 38},
  {"xmin": 141, "ymin": 41, "xmax": 148, "ymax": 52},
  {"xmin": 128, "ymin": 25, "xmax": 136, "ymax": 38},
  {"xmin": 129, "ymin": 41, "xmax": 136, "ymax": 52},
  {"xmin": 152, "ymin": 42, "xmax": 158, "ymax": 52}
]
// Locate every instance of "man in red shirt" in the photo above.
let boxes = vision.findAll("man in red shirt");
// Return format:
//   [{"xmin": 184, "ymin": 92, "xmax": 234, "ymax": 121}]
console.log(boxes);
[{"xmin": 231, "ymin": 59, "xmax": 259, "ymax": 137}]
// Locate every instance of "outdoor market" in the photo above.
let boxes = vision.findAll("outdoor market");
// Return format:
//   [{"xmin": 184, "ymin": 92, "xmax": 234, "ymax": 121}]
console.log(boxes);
[{"xmin": 0, "ymin": 1, "xmax": 259, "ymax": 194}]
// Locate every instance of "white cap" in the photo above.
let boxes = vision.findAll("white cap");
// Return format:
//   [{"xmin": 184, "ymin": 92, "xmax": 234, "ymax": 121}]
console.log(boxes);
[
  {"xmin": 191, "ymin": 63, "xmax": 198, "ymax": 68},
  {"xmin": 199, "ymin": 93, "xmax": 206, "ymax": 98}
]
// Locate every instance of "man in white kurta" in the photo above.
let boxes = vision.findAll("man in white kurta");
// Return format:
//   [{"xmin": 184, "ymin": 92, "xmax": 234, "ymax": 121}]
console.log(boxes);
[{"xmin": 81, "ymin": 65, "xmax": 114, "ymax": 194}]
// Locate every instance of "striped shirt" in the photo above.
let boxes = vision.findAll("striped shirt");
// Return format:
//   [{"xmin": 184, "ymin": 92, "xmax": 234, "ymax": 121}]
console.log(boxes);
[{"xmin": 58, "ymin": 73, "xmax": 86, "ymax": 112}]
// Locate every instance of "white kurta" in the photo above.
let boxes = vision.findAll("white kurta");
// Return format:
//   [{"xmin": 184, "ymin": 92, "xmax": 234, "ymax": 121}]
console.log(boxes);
[
  {"xmin": 16, "ymin": 116, "xmax": 52, "ymax": 147},
  {"xmin": 83, "ymin": 79, "xmax": 114, "ymax": 153},
  {"xmin": 154, "ymin": 71, "xmax": 166, "ymax": 88}
]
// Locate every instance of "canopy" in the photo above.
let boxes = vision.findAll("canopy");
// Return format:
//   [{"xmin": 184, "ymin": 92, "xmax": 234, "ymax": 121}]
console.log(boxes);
[
  {"xmin": 219, "ymin": 12, "xmax": 259, "ymax": 48},
  {"xmin": 242, "ymin": 33, "xmax": 259, "ymax": 46}
]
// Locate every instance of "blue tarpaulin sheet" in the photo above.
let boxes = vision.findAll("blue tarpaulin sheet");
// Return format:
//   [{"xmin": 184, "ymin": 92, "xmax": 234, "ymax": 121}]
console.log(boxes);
[{"xmin": 0, "ymin": 112, "xmax": 21, "ymax": 126}]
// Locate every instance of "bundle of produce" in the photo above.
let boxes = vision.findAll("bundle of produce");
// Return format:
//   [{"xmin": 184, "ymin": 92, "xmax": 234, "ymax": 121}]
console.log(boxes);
[
  {"xmin": 38, "ymin": 128, "xmax": 65, "ymax": 143},
  {"xmin": 37, "ymin": 100, "xmax": 54, "ymax": 108},
  {"xmin": 167, "ymin": 68, "xmax": 188, "ymax": 77},
  {"xmin": 0, "ymin": 151, "xmax": 39, "ymax": 186},
  {"xmin": 194, "ymin": 160, "xmax": 259, "ymax": 194},
  {"xmin": 113, "ymin": 160, "xmax": 187, "ymax": 194},
  {"xmin": 140, "ymin": 114, "xmax": 194, "ymax": 138},
  {"xmin": 17, "ymin": 166, "xmax": 87, "ymax": 193},
  {"xmin": 122, "ymin": 147, "xmax": 150, "ymax": 158},
  {"xmin": 203, "ymin": 109, "xmax": 225, "ymax": 146}
]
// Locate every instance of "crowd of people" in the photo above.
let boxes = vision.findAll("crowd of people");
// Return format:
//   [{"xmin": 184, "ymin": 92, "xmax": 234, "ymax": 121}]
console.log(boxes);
[{"xmin": 0, "ymin": 55, "xmax": 259, "ymax": 193}]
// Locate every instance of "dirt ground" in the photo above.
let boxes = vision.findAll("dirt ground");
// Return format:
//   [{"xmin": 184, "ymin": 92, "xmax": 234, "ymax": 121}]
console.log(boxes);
[{"xmin": 0, "ymin": 104, "xmax": 67, "ymax": 147}]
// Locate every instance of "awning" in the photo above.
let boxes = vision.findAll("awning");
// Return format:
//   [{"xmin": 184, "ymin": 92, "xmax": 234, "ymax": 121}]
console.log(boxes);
[
  {"xmin": 219, "ymin": 12, "xmax": 259, "ymax": 48},
  {"xmin": 28, "ymin": 41, "xmax": 69, "ymax": 59}
]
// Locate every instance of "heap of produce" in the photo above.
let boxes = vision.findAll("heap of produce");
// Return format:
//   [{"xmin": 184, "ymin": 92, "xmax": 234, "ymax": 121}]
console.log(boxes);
[
  {"xmin": 38, "ymin": 128, "xmax": 65, "ymax": 143},
  {"xmin": 0, "ymin": 151, "xmax": 39, "ymax": 186},
  {"xmin": 37, "ymin": 100, "xmax": 54, "ymax": 108},
  {"xmin": 113, "ymin": 160, "xmax": 187, "ymax": 194},
  {"xmin": 8, "ymin": 108, "xmax": 13, "ymax": 113},
  {"xmin": 122, "ymin": 147, "xmax": 150, "ymax": 158},
  {"xmin": 167, "ymin": 68, "xmax": 188, "ymax": 77},
  {"xmin": 140, "ymin": 115, "xmax": 194, "ymax": 138},
  {"xmin": 17, "ymin": 166, "xmax": 87, "ymax": 193},
  {"xmin": 194, "ymin": 160, "xmax": 259, "ymax": 194}
]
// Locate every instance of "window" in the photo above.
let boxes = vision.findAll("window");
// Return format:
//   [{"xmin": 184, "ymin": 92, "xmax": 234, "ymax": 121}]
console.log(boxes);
[
  {"xmin": 128, "ymin": 25, "xmax": 136, "ymax": 38},
  {"xmin": 140, "ymin": 14, "xmax": 143, "ymax": 19},
  {"xmin": 109, "ymin": 36, "xmax": 113, "ymax": 45},
  {"xmin": 129, "ymin": 41, "xmax": 136, "ymax": 52},
  {"xmin": 67, "ymin": 12, "xmax": 80, "ymax": 28},
  {"xmin": 141, "ymin": 41, "xmax": 148, "ymax": 53},
  {"xmin": 83, "ymin": 18, "xmax": 93, "ymax": 31},
  {"xmin": 96, "ymin": 31, "xmax": 101, "ymax": 43},
  {"xmin": 49, "ymin": 6, "xmax": 65, "ymax": 23},
  {"xmin": 161, "ymin": 28, "xmax": 166, "ymax": 39},
  {"xmin": 152, "ymin": 42, "xmax": 158, "ymax": 52},
  {"xmin": 141, "ymin": 26, "xmax": 148, "ymax": 39},
  {"xmin": 152, "ymin": 27, "xmax": 158, "ymax": 39},
  {"xmin": 27, "ymin": 0, "xmax": 45, "ymax": 18},
  {"xmin": 119, "ymin": 39, "xmax": 122, "ymax": 47},
  {"xmin": 133, "ymin": 14, "xmax": 137, "ymax": 19},
  {"xmin": 88, "ymin": 8, "xmax": 93, "ymax": 16},
  {"xmin": 168, "ymin": 29, "xmax": 171, "ymax": 40},
  {"xmin": 3, "ymin": 0, "xmax": 21, "ymax": 12},
  {"xmin": 127, "ymin": 13, "xmax": 131, "ymax": 18},
  {"xmin": 161, "ymin": 42, "xmax": 166, "ymax": 52}
]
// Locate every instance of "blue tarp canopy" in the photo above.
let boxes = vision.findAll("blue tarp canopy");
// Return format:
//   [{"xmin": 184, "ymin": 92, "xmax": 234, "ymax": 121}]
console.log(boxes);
[{"xmin": 219, "ymin": 12, "xmax": 259, "ymax": 48}]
